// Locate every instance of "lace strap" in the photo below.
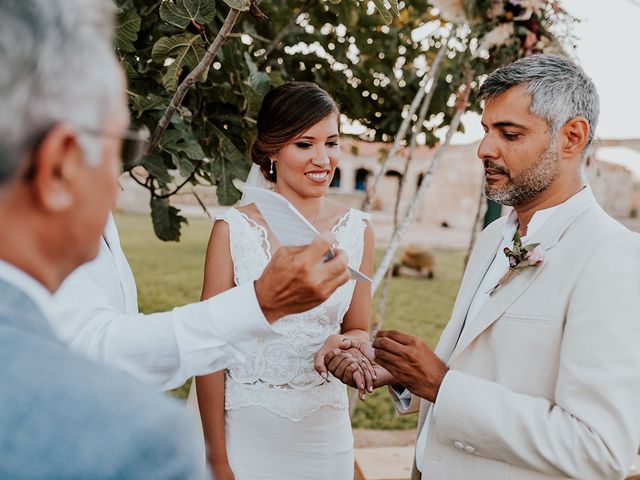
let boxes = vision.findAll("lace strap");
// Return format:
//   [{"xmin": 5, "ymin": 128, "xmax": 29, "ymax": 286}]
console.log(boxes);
[
  {"xmin": 214, "ymin": 208, "xmax": 270, "ymax": 285},
  {"xmin": 334, "ymin": 208, "xmax": 371, "ymax": 270}
]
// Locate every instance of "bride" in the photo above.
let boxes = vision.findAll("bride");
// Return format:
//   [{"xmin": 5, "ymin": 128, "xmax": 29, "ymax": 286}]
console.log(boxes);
[{"xmin": 194, "ymin": 82, "xmax": 375, "ymax": 480}]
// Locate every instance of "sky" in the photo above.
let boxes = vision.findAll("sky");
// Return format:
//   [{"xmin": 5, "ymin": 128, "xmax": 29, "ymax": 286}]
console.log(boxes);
[{"xmin": 452, "ymin": 0, "xmax": 640, "ymax": 145}]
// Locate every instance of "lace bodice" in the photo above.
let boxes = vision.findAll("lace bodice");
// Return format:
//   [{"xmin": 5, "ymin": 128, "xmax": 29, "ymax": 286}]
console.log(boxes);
[{"xmin": 219, "ymin": 206, "xmax": 370, "ymax": 421}]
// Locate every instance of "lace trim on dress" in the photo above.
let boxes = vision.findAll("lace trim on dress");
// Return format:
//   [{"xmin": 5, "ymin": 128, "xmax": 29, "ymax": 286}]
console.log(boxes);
[
  {"xmin": 219, "ymin": 206, "xmax": 371, "ymax": 421},
  {"xmin": 236, "ymin": 211, "xmax": 272, "ymax": 262},
  {"xmin": 225, "ymin": 375, "xmax": 349, "ymax": 422}
]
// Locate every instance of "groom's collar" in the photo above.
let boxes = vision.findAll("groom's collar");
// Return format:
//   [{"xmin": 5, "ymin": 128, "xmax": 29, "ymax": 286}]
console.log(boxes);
[
  {"xmin": 502, "ymin": 201, "xmax": 562, "ymax": 245},
  {"xmin": 516, "ymin": 186, "xmax": 596, "ymax": 251}
]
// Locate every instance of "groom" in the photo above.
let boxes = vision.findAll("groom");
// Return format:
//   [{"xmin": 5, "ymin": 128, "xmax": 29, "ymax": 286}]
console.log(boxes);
[{"xmin": 329, "ymin": 54, "xmax": 640, "ymax": 479}]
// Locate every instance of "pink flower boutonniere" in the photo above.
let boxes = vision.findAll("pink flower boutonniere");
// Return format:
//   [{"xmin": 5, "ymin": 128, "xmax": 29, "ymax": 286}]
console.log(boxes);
[{"xmin": 489, "ymin": 232, "xmax": 544, "ymax": 295}]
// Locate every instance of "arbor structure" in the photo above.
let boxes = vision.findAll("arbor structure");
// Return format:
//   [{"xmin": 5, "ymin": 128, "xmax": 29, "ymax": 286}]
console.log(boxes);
[{"xmin": 115, "ymin": 0, "xmax": 574, "ymax": 241}]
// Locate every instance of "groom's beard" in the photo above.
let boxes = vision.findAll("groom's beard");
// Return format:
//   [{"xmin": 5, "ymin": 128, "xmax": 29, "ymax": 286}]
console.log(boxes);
[{"xmin": 484, "ymin": 141, "xmax": 560, "ymax": 207}]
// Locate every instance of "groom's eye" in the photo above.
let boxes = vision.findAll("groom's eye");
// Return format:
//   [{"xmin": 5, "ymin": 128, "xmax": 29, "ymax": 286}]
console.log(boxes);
[{"xmin": 502, "ymin": 132, "xmax": 521, "ymax": 141}]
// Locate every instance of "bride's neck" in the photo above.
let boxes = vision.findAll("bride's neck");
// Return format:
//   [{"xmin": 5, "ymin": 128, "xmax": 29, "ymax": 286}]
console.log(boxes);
[{"xmin": 275, "ymin": 186, "xmax": 324, "ymax": 223}]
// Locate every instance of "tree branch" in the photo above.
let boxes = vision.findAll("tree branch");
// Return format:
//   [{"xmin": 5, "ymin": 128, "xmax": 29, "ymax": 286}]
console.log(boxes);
[
  {"xmin": 465, "ymin": 183, "xmax": 487, "ymax": 268},
  {"xmin": 371, "ymin": 75, "xmax": 472, "ymax": 294},
  {"xmin": 361, "ymin": 28, "xmax": 452, "ymax": 211},
  {"xmin": 143, "ymin": 7, "xmax": 242, "ymax": 158}
]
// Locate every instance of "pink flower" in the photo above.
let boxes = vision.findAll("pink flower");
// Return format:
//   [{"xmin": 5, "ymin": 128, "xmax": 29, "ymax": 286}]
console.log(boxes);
[{"xmin": 526, "ymin": 246, "xmax": 544, "ymax": 266}]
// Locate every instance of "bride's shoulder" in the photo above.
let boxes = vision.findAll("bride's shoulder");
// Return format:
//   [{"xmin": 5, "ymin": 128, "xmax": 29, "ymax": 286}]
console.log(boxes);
[
  {"xmin": 216, "ymin": 204, "xmax": 255, "ymax": 221},
  {"xmin": 326, "ymin": 200, "xmax": 371, "ymax": 224}
]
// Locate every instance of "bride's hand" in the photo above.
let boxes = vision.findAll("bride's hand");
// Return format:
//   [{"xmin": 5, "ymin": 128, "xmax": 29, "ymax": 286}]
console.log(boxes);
[
  {"xmin": 314, "ymin": 334, "xmax": 352, "ymax": 380},
  {"xmin": 314, "ymin": 335, "xmax": 376, "ymax": 400},
  {"xmin": 324, "ymin": 349, "xmax": 394, "ymax": 396},
  {"xmin": 340, "ymin": 336, "xmax": 375, "ymax": 362}
]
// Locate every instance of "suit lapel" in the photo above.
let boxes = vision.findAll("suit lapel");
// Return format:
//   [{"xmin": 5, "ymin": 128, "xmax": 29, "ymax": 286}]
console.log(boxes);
[
  {"xmin": 448, "ymin": 187, "xmax": 598, "ymax": 363},
  {"xmin": 434, "ymin": 223, "xmax": 504, "ymax": 362}
]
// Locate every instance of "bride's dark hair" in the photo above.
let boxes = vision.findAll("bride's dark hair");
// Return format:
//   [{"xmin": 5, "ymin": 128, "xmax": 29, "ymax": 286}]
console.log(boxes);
[{"xmin": 251, "ymin": 82, "xmax": 340, "ymax": 182}]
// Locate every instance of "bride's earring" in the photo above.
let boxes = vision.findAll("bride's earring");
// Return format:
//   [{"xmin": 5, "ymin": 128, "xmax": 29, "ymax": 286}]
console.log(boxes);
[{"xmin": 269, "ymin": 159, "xmax": 275, "ymax": 175}]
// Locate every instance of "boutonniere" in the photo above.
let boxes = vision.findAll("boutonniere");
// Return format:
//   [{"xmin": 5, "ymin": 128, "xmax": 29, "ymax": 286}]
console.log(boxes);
[{"xmin": 488, "ymin": 232, "xmax": 544, "ymax": 295}]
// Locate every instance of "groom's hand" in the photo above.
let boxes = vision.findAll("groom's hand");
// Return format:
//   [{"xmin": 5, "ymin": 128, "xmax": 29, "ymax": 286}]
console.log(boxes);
[
  {"xmin": 255, "ymin": 233, "xmax": 350, "ymax": 323},
  {"xmin": 373, "ymin": 330, "xmax": 449, "ymax": 403}
]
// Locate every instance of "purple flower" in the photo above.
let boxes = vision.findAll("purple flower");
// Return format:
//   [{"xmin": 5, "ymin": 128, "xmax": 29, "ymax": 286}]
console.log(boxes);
[{"xmin": 509, "ymin": 256, "xmax": 518, "ymax": 268}]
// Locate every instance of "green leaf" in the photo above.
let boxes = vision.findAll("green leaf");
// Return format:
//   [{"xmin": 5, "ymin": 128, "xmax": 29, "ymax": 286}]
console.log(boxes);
[
  {"xmin": 370, "ymin": 0, "xmax": 394, "ymax": 25},
  {"xmin": 160, "ymin": 129, "xmax": 206, "ymax": 160},
  {"xmin": 130, "ymin": 93, "xmax": 167, "ymax": 118},
  {"xmin": 159, "ymin": 0, "xmax": 216, "ymax": 29},
  {"xmin": 150, "ymin": 197, "xmax": 188, "ymax": 241},
  {"xmin": 209, "ymin": 126, "xmax": 250, "ymax": 205},
  {"xmin": 141, "ymin": 154, "xmax": 174, "ymax": 184},
  {"xmin": 223, "ymin": 0, "xmax": 250, "ymax": 11},
  {"xmin": 240, "ymin": 71, "xmax": 271, "ymax": 117},
  {"xmin": 210, "ymin": 155, "xmax": 245, "ymax": 205},
  {"xmin": 173, "ymin": 154, "xmax": 197, "ymax": 177},
  {"xmin": 243, "ymin": 51, "xmax": 258, "ymax": 76},
  {"xmin": 121, "ymin": 59, "xmax": 139, "ymax": 80},
  {"xmin": 151, "ymin": 33, "xmax": 206, "ymax": 91},
  {"xmin": 114, "ymin": 9, "xmax": 141, "ymax": 52},
  {"xmin": 388, "ymin": 0, "xmax": 400, "ymax": 16},
  {"xmin": 524, "ymin": 242, "xmax": 541, "ymax": 252}
]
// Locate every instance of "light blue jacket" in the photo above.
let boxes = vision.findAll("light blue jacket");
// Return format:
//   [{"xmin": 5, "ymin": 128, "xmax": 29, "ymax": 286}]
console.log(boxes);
[{"xmin": 0, "ymin": 279, "xmax": 207, "ymax": 479}]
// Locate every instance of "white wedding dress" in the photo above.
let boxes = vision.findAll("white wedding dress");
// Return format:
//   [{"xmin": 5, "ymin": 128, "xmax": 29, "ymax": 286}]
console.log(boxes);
[{"xmin": 189, "ymin": 206, "xmax": 370, "ymax": 480}]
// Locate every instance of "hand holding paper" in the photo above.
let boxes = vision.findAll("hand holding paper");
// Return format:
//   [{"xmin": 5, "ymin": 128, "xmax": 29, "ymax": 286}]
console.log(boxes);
[{"xmin": 242, "ymin": 186, "xmax": 371, "ymax": 282}]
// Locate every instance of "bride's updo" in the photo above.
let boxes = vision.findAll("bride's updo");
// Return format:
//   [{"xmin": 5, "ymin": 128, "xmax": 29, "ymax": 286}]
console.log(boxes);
[{"xmin": 251, "ymin": 82, "xmax": 340, "ymax": 182}]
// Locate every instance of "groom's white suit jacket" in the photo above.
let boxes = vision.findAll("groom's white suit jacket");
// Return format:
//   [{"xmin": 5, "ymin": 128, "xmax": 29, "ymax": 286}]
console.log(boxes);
[{"xmin": 392, "ymin": 188, "xmax": 640, "ymax": 479}]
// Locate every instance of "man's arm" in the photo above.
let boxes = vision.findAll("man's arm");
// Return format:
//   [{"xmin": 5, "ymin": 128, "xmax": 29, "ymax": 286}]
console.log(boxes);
[
  {"xmin": 50, "ymin": 231, "xmax": 350, "ymax": 391},
  {"xmin": 49, "ymin": 248, "xmax": 273, "ymax": 391}
]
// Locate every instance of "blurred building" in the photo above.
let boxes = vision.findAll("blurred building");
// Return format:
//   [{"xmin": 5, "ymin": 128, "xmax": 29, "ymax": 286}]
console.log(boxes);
[{"xmin": 116, "ymin": 138, "xmax": 639, "ymax": 246}]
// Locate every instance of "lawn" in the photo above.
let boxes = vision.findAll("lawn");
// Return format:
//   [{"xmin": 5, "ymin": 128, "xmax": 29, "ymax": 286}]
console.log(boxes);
[{"xmin": 115, "ymin": 211, "xmax": 466, "ymax": 430}]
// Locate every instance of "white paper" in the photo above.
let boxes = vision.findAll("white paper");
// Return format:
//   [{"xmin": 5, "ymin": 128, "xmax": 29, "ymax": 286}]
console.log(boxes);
[{"xmin": 242, "ymin": 186, "xmax": 371, "ymax": 282}]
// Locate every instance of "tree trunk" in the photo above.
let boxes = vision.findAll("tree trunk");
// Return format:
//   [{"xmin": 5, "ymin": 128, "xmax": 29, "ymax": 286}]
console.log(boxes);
[{"xmin": 371, "ymin": 81, "xmax": 471, "ymax": 294}]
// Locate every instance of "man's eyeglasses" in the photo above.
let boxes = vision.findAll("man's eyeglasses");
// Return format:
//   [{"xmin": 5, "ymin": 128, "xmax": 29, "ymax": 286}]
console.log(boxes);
[
  {"xmin": 22, "ymin": 125, "xmax": 151, "ymax": 181},
  {"xmin": 81, "ymin": 126, "xmax": 150, "ymax": 170}
]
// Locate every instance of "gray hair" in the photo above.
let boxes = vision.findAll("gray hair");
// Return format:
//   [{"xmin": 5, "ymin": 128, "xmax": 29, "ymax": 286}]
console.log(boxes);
[
  {"xmin": 479, "ymin": 54, "xmax": 600, "ymax": 155},
  {"xmin": 0, "ymin": 0, "xmax": 121, "ymax": 185}
]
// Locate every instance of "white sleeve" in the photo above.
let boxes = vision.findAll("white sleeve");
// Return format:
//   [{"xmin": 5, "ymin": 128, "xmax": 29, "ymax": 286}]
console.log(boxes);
[
  {"xmin": 49, "ymin": 243, "xmax": 276, "ymax": 392},
  {"xmin": 388, "ymin": 385, "xmax": 422, "ymax": 415}
]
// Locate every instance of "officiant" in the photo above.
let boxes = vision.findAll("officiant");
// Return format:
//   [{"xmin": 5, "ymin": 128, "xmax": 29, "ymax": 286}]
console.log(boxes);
[{"xmin": 49, "ymin": 207, "xmax": 350, "ymax": 391}]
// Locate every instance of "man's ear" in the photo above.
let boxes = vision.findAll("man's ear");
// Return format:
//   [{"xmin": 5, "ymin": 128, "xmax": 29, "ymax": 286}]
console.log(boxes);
[
  {"xmin": 559, "ymin": 116, "xmax": 589, "ymax": 159},
  {"xmin": 30, "ymin": 123, "xmax": 84, "ymax": 212}
]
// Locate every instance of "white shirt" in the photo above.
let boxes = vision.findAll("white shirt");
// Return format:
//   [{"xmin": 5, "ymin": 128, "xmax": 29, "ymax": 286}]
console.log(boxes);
[
  {"xmin": 401, "ymin": 190, "xmax": 590, "ymax": 475},
  {"xmin": 48, "ymin": 213, "xmax": 276, "ymax": 391},
  {"xmin": 0, "ymin": 260, "xmax": 52, "ymax": 314}
]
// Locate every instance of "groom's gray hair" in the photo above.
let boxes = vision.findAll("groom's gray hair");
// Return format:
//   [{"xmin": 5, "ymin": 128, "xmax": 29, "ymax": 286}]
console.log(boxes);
[
  {"xmin": 479, "ymin": 54, "xmax": 600, "ymax": 156},
  {"xmin": 0, "ymin": 0, "xmax": 121, "ymax": 185}
]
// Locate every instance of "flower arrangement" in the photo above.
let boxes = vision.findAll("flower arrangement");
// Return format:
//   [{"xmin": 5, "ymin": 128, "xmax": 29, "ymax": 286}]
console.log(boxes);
[
  {"xmin": 429, "ymin": 0, "xmax": 571, "ymax": 58},
  {"xmin": 489, "ymin": 232, "xmax": 544, "ymax": 295}
]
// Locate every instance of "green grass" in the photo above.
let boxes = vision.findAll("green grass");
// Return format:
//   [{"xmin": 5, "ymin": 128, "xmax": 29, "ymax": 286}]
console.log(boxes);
[{"xmin": 115, "ymin": 211, "xmax": 466, "ymax": 430}]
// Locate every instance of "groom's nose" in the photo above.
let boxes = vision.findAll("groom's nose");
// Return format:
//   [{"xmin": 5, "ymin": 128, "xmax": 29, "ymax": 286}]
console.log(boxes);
[{"xmin": 477, "ymin": 133, "xmax": 500, "ymax": 162}]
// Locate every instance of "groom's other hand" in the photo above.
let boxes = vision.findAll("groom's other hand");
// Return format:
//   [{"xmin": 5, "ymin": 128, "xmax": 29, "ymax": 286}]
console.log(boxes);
[
  {"xmin": 255, "ymin": 233, "xmax": 350, "ymax": 323},
  {"xmin": 373, "ymin": 330, "xmax": 449, "ymax": 403}
]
